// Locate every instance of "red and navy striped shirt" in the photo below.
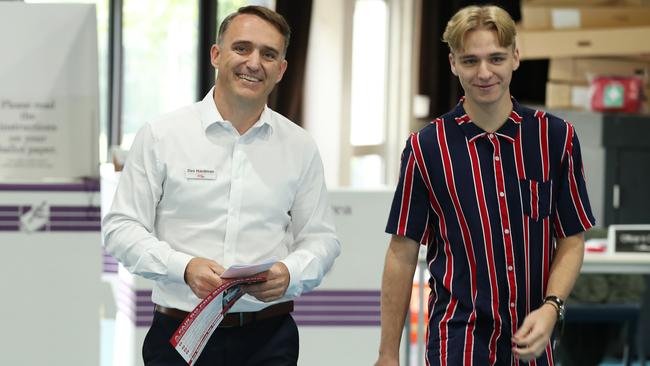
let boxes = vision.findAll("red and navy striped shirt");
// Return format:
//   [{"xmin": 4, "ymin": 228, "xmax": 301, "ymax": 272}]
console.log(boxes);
[{"xmin": 386, "ymin": 99, "xmax": 595, "ymax": 366}]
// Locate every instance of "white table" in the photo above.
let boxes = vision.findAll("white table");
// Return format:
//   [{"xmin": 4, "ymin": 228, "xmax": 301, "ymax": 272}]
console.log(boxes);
[{"xmin": 582, "ymin": 253, "xmax": 650, "ymax": 274}]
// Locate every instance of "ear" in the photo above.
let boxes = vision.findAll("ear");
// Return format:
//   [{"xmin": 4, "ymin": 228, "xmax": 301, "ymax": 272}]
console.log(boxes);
[
  {"xmin": 210, "ymin": 44, "xmax": 221, "ymax": 69},
  {"xmin": 449, "ymin": 53, "xmax": 458, "ymax": 76},
  {"xmin": 512, "ymin": 47, "xmax": 520, "ymax": 71},
  {"xmin": 276, "ymin": 59, "xmax": 288, "ymax": 83}
]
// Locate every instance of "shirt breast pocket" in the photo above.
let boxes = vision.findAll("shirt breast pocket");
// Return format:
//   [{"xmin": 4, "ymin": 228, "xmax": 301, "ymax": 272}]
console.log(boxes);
[{"xmin": 519, "ymin": 178, "xmax": 552, "ymax": 222}]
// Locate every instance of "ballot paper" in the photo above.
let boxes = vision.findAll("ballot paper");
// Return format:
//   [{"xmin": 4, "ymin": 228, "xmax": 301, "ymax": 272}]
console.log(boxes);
[
  {"xmin": 170, "ymin": 261, "xmax": 276, "ymax": 365},
  {"xmin": 221, "ymin": 259, "xmax": 276, "ymax": 278}
]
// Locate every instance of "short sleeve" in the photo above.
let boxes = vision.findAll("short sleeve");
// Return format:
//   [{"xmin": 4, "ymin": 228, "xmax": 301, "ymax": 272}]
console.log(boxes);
[
  {"xmin": 386, "ymin": 135, "xmax": 433, "ymax": 245},
  {"xmin": 553, "ymin": 126, "xmax": 596, "ymax": 237}
]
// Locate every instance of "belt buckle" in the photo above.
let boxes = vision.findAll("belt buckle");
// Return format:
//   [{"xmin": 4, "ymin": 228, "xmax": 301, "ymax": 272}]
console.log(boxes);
[{"xmin": 239, "ymin": 312, "xmax": 245, "ymax": 327}]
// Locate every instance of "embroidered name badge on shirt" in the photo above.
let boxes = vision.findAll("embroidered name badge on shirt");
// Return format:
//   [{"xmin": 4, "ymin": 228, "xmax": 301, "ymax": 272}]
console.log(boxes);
[{"xmin": 185, "ymin": 168, "xmax": 217, "ymax": 180}]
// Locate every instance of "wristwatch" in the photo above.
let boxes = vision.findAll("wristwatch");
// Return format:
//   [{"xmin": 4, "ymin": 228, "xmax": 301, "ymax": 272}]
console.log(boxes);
[{"xmin": 543, "ymin": 295, "xmax": 565, "ymax": 322}]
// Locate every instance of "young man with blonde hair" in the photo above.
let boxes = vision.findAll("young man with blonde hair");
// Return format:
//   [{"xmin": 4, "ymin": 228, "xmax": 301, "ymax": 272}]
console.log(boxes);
[{"xmin": 375, "ymin": 5, "xmax": 594, "ymax": 365}]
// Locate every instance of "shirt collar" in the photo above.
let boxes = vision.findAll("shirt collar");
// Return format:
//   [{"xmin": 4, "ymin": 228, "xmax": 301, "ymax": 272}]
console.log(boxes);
[
  {"xmin": 452, "ymin": 96, "xmax": 524, "ymax": 143},
  {"xmin": 197, "ymin": 87, "xmax": 274, "ymax": 135}
]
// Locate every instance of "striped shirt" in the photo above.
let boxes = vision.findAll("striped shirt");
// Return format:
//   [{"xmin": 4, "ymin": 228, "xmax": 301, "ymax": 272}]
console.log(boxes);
[{"xmin": 386, "ymin": 99, "xmax": 595, "ymax": 366}]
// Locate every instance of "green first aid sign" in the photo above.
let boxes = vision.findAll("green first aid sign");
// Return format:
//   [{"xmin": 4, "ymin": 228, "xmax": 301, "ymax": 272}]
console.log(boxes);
[{"xmin": 603, "ymin": 83, "xmax": 624, "ymax": 108}]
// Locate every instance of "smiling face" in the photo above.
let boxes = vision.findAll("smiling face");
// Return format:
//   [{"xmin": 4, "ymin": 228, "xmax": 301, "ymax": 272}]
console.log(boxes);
[
  {"xmin": 211, "ymin": 14, "xmax": 288, "ymax": 107},
  {"xmin": 449, "ymin": 28, "xmax": 520, "ymax": 109}
]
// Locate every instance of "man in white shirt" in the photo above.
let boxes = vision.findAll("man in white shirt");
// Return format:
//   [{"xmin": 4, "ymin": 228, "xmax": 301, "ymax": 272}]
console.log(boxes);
[{"xmin": 103, "ymin": 6, "xmax": 340, "ymax": 366}]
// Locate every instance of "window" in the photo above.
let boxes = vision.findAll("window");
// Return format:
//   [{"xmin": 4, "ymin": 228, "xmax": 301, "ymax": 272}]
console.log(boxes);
[
  {"xmin": 120, "ymin": 0, "xmax": 199, "ymax": 149},
  {"xmin": 349, "ymin": 0, "xmax": 389, "ymax": 187},
  {"xmin": 218, "ymin": 0, "xmax": 250, "ymax": 26},
  {"xmin": 119, "ymin": 0, "xmax": 275, "ymax": 149}
]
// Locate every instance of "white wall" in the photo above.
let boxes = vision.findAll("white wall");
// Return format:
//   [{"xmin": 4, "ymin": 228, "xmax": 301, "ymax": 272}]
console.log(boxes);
[
  {"xmin": 304, "ymin": 0, "xmax": 352, "ymax": 188},
  {"xmin": 304, "ymin": 0, "xmax": 418, "ymax": 188}
]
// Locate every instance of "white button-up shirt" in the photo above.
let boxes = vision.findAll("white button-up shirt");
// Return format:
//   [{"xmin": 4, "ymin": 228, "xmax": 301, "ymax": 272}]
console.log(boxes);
[{"xmin": 103, "ymin": 89, "xmax": 340, "ymax": 312}]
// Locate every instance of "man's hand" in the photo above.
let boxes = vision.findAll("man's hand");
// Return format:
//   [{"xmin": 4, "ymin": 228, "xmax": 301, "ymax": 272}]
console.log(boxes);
[
  {"xmin": 512, "ymin": 303, "xmax": 557, "ymax": 362},
  {"xmin": 242, "ymin": 262, "xmax": 290, "ymax": 302},
  {"xmin": 184, "ymin": 258, "xmax": 225, "ymax": 299}
]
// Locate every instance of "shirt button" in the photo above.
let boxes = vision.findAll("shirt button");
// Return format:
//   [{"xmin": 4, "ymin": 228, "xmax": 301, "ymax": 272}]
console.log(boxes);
[
  {"xmin": 499, "ymin": 192, "xmax": 505, "ymax": 197},
  {"xmin": 494, "ymin": 156, "xmax": 500, "ymax": 161},
  {"xmin": 508, "ymin": 265, "xmax": 513, "ymax": 271},
  {"xmin": 510, "ymin": 302, "xmax": 515, "ymax": 308},
  {"xmin": 504, "ymin": 228, "xmax": 510, "ymax": 235},
  {"xmin": 488, "ymin": 133, "xmax": 495, "ymax": 139}
]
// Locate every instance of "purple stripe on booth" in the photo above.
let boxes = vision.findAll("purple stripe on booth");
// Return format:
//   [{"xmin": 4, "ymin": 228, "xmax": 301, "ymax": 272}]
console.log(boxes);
[
  {"xmin": 0, "ymin": 180, "xmax": 100, "ymax": 192},
  {"xmin": 295, "ymin": 320, "xmax": 380, "ymax": 326},
  {"xmin": 293, "ymin": 310, "xmax": 381, "ymax": 316},
  {"xmin": 137, "ymin": 300, "xmax": 155, "ymax": 307},
  {"xmin": 49, "ymin": 216, "xmax": 101, "ymax": 222},
  {"xmin": 300, "ymin": 290, "xmax": 380, "ymax": 297},
  {"xmin": 50, "ymin": 206, "xmax": 101, "ymax": 212},
  {"xmin": 131, "ymin": 289, "xmax": 382, "ymax": 328},
  {"xmin": 49, "ymin": 225, "xmax": 101, "ymax": 231},
  {"xmin": 136, "ymin": 320, "xmax": 154, "ymax": 328},
  {"xmin": 293, "ymin": 289, "xmax": 380, "ymax": 327},
  {"xmin": 103, "ymin": 264, "xmax": 118, "ymax": 273},
  {"xmin": 102, "ymin": 251, "xmax": 119, "ymax": 274},
  {"xmin": 295, "ymin": 300, "xmax": 380, "ymax": 306},
  {"xmin": 136, "ymin": 298, "xmax": 155, "ymax": 327},
  {"xmin": 136, "ymin": 309, "xmax": 155, "ymax": 317},
  {"xmin": 136, "ymin": 290, "xmax": 152, "ymax": 297},
  {"xmin": 131, "ymin": 318, "xmax": 383, "ymax": 328},
  {"xmin": 0, "ymin": 204, "xmax": 101, "ymax": 232}
]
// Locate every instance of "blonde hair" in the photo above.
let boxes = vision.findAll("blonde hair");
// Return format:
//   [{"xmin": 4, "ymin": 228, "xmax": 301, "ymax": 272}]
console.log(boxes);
[{"xmin": 442, "ymin": 5, "xmax": 517, "ymax": 53}]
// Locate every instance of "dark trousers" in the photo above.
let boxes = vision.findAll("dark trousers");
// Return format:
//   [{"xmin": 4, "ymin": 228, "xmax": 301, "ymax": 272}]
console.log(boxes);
[{"xmin": 143, "ymin": 311, "xmax": 299, "ymax": 366}]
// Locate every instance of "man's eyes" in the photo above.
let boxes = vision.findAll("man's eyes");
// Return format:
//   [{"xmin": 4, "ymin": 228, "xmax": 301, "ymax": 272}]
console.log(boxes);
[
  {"xmin": 461, "ymin": 57, "xmax": 505, "ymax": 65},
  {"xmin": 232, "ymin": 45, "xmax": 278, "ymax": 60},
  {"xmin": 263, "ymin": 52, "xmax": 278, "ymax": 60},
  {"xmin": 233, "ymin": 45, "xmax": 249, "ymax": 53}
]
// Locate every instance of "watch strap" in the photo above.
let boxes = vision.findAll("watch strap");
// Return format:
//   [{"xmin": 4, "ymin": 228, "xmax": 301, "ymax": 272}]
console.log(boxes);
[
  {"xmin": 543, "ymin": 295, "xmax": 565, "ymax": 321},
  {"xmin": 543, "ymin": 295, "xmax": 566, "ymax": 349}
]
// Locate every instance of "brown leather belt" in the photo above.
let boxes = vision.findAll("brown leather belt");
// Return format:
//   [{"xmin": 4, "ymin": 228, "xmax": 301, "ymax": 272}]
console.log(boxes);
[{"xmin": 155, "ymin": 301, "xmax": 294, "ymax": 328}]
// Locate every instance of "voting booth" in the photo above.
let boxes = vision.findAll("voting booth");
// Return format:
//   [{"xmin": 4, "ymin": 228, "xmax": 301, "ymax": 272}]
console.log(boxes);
[
  {"xmin": 0, "ymin": 3, "xmax": 99, "ymax": 182},
  {"xmin": 297, "ymin": 189, "xmax": 404, "ymax": 365},
  {"xmin": 0, "ymin": 3, "xmax": 102, "ymax": 365},
  {"xmin": 0, "ymin": 183, "xmax": 103, "ymax": 366},
  {"xmin": 100, "ymin": 185, "xmax": 404, "ymax": 366}
]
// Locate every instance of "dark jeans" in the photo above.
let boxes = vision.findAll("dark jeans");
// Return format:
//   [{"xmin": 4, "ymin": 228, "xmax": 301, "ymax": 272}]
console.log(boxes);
[{"xmin": 143, "ymin": 311, "xmax": 299, "ymax": 366}]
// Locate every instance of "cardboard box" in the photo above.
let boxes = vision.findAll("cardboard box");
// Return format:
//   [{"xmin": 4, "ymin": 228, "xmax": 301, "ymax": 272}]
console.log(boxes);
[
  {"xmin": 521, "ymin": 6, "xmax": 650, "ymax": 30},
  {"xmin": 517, "ymin": 26, "xmax": 650, "ymax": 59},
  {"xmin": 549, "ymin": 58, "xmax": 650, "ymax": 84},
  {"xmin": 522, "ymin": 0, "xmax": 650, "ymax": 5},
  {"xmin": 623, "ymin": 0, "xmax": 650, "ymax": 5},
  {"xmin": 523, "ymin": 0, "xmax": 619, "ymax": 5},
  {"xmin": 546, "ymin": 82, "xmax": 591, "ymax": 109},
  {"xmin": 546, "ymin": 81, "xmax": 650, "ymax": 111}
]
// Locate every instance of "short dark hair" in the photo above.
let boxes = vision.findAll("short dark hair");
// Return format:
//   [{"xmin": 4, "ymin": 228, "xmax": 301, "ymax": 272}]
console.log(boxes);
[{"xmin": 217, "ymin": 5, "xmax": 291, "ymax": 56}]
